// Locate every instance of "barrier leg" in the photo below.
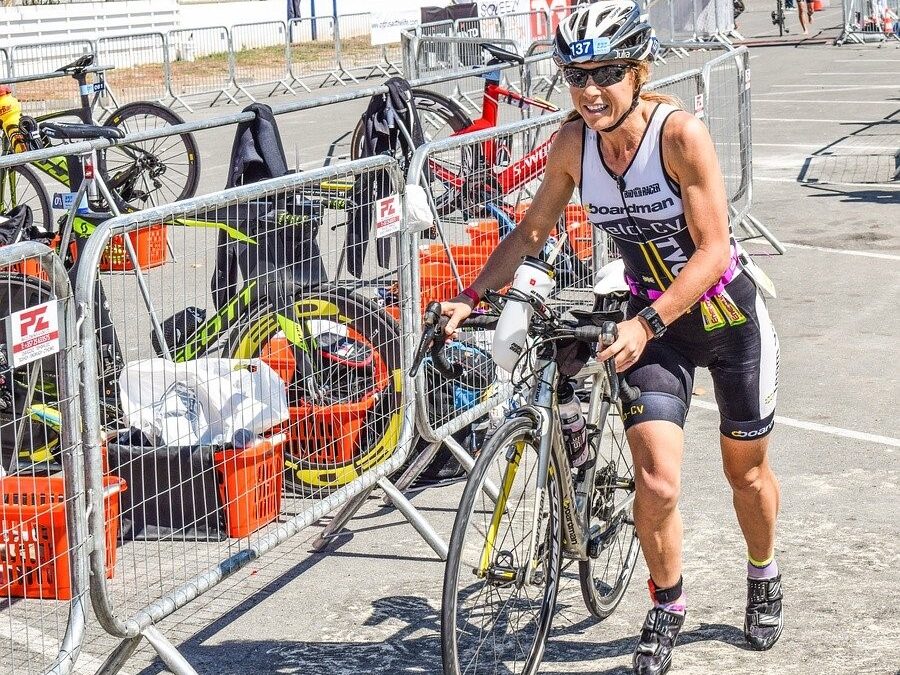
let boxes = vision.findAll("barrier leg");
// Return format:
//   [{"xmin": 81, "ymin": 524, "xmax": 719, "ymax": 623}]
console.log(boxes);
[
  {"xmin": 311, "ymin": 485, "xmax": 376, "ymax": 551},
  {"xmin": 143, "ymin": 625, "xmax": 200, "ymax": 675},
  {"xmin": 96, "ymin": 636, "xmax": 144, "ymax": 675},
  {"xmin": 381, "ymin": 438, "xmax": 441, "ymax": 502},
  {"xmin": 742, "ymin": 213, "xmax": 786, "ymax": 254},
  {"xmin": 378, "ymin": 477, "xmax": 449, "ymax": 560},
  {"xmin": 444, "ymin": 435, "xmax": 500, "ymax": 502}
]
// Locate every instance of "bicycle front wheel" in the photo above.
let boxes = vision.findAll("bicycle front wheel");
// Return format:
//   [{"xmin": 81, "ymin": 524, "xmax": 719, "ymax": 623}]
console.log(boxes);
[
  {"xmin": 0, "ymin": 164, "xmax": 53, "ymax": 233},
  {"xmin": 579, "ymin": 394, "xmax": 640, "ymax": 620},
  {"xmin": 225, "ymin": 285, "xmax": 403, "ymax": 496},
  {"xmin": 102, "ymin": 102, "xmax": 200, "ymax": 210},
  {"xmin": 442, "ymin": 416, "xmax": 562, "ymax": 675}
]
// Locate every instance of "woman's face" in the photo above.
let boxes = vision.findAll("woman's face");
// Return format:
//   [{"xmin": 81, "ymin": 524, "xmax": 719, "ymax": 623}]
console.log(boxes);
[{"xmin": 565, "ymin": 61, "xmax": 637, "ymax": 130}]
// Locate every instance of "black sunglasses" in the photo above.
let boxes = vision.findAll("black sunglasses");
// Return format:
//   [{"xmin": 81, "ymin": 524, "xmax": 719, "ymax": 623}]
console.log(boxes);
[{"xmin": 561, "ymin": 64, "xmax": 632, "ymax": 89}]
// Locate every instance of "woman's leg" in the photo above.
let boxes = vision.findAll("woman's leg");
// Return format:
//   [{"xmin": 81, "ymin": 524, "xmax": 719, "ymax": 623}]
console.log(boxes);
[
  {"xmin": 629, "ymin": 420, "xmax": 685, "ymax": 588},
  {"xmin": 720, "ymin": 434, "xmax": 780, "ymax": 562}
]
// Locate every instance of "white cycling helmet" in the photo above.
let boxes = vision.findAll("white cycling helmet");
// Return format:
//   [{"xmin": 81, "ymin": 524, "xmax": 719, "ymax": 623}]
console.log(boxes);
[{"xmin": 554, "ymin": 0, "xmax": 659, "ymax": 67}]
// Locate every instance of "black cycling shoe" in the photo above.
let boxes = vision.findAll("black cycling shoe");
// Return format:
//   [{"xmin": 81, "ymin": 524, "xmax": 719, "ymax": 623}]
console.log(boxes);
[
  {"xmin": 745, "ymin": 574, "xmax": 784, "ymax": 651},
  {"xmin": 633, "ymin": 607, "xmax": 685, "ymax": 675}
]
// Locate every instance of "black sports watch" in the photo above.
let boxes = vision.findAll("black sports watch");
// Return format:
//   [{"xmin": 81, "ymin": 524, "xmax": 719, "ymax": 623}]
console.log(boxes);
[{"xmin": 637, "ymin": 306, "xmax": 667, "ymax": 339}]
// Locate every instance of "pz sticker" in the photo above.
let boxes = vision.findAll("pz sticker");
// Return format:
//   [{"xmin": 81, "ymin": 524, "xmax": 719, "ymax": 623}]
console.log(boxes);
[
  {"xmin": 6, "ymin": 301, "xmax": 61, "ymax": 368},
  {"xmin": 375, "ymin": 194, "xmax": 402, "ymax": 238}
]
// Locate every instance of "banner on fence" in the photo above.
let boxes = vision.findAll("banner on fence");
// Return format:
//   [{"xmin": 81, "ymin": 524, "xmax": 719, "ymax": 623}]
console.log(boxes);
[{"xmin": 372, "ymin": 12, "xmax": 421, "ymax": 45}]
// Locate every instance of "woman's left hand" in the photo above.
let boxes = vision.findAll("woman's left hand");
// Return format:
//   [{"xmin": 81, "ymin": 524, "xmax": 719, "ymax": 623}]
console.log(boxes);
[{"xmin": 597, "ymin": 318, "xmax": 651, "ymax": 373}]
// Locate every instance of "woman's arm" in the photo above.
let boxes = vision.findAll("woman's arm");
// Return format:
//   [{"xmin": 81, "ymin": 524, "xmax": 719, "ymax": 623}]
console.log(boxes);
[
  {"xmin": 442, "ymin": 120, "xmax": 582, "ymax": 334},
  {"xmin": 599, "ymin": 112, "xmax": 732, "ymax": 370}
]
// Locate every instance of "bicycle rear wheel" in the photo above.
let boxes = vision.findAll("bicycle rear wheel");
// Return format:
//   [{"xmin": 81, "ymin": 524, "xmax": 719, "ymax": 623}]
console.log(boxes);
[
  {"xmin": 102, "ymin": 102, "xmax": 200, "ymax": 210},
  {"xmin": 0, "ymin": 164, "xmax": 53, "ymax": 233},
  {"xmin": 578, "ymin": 388, "xmax": 640, "ymax": 620},
  {"xmin": 225, "ymin": 285, "xmax": 403, "ymax": 495},
  {"xmin": 442, "ymin": 416, "xmax": 562, "ymax": 675}
]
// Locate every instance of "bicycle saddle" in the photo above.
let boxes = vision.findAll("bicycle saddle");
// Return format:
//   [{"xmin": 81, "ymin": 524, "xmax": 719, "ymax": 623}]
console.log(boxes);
[
  {"xmin": 41, "ymin": 122, "xmax": 125, "ymax": 142},
  {"xmin": 481, "ymin": 43, "xmax": 524, "ymax": 65},
  {"xmin": 55, "ymin": 53, "xmax": 95, "ymax": 75}
]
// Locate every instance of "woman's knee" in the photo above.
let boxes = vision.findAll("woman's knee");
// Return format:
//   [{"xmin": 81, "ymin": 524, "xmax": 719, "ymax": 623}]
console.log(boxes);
[{"xmin": 635, "ymin": 467, "xmax": 681, "ymax": 513}]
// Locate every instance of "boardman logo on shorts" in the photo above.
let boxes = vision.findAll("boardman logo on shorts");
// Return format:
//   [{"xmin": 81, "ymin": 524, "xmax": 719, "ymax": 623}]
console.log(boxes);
[
  {"xmin": 586, "ymin": 197, "xmax": 674, "ymax": 216},
  {"xmin": 730, "ymin": 417, "xmax": 775, "ymax": 438}
]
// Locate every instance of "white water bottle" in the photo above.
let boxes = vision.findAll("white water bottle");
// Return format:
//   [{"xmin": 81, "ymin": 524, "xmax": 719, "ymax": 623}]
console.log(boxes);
[
  {"xmin": 558, "ymin": 382, "xmax": 588, "ymax": 467},
  {"xmin": 492, "ymin": 256, "xmax": 556, "ymax": 373}
]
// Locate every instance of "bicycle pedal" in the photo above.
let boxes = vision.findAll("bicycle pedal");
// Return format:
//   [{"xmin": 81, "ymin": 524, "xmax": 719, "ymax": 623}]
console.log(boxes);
[
  {"xmin": 588, "ymin": 514, "xmax": 624, "ymax": 558},
  {"xmin": 485, "ymin": 565, "xmax": 519, "ymax": 585}
]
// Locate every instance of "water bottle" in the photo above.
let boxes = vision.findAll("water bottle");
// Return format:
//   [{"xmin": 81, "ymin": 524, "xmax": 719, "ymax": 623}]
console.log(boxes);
[
  {"xmin": 492, "ymin": 256, "xmax": 556, "ymax": 373},
  {"xmin": 558, "ymin": 381, "xmax": 588, "ymax": 468},
  {"xmin": 0, "ymin": 87, "xmax": 25, "ymax": 152}
]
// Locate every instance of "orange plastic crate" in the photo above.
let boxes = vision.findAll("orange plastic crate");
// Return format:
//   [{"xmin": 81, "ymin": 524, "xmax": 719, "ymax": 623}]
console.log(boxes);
[
  {"xmin": 287, "ymin": 399, "xmax": 375, "ymax": 468},
  {"xmin": 99, "ymin": 225, "xmax": 168, "ymax": 272},
  {"xmin": 214, "ymin": 439, "xmax": 284, "ymax": 538},
  {"xmin": 0, "ymin": 475, "xmax": 125, "ymax": 600}
]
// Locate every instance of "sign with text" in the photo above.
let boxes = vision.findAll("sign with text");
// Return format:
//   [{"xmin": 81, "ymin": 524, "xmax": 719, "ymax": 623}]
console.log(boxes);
[
  {"xmin": 375, "ymin": 194, "xmax": 402, "ymax": 237},
  {"xmin": 7, "ymin": 300, "xmax": 61, "ymax": 368},
  {"xmin": 371, "ymin": 11, "xmax": 420, "ymax": 45}
]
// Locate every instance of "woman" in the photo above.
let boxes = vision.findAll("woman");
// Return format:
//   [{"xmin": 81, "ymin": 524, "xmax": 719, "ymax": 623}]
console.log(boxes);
[{"xmin": 440, "ymin": 3, "xmax": 783, "ymax": 674}]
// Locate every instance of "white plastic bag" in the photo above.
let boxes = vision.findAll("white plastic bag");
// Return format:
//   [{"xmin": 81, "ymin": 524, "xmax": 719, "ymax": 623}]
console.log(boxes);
[{"xmin": 119, "ymin": 358, "xmax": 289, "ymax": 446}]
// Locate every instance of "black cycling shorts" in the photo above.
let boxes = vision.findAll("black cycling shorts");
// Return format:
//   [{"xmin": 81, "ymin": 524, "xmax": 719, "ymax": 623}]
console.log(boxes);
[{"xmin": 622, "ymin": 273, "xmax": 779, "ymax": 440}]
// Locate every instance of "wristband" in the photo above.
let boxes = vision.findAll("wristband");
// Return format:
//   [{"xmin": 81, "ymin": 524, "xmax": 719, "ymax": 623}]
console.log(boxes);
[{"xmin": 461, "ymin": 287, "xmax": 481, "ymax": 305}]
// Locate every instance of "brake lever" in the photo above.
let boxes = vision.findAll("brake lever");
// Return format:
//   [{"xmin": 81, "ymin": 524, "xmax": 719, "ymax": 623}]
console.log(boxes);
[{"xmin": 409, "ymin": 301, "xmax": 443, "ymax": 377}]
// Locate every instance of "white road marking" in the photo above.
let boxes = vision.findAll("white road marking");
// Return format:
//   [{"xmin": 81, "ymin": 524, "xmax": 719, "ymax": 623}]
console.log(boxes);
[
  {"xmin": 753, "ymin": 117, "xmax": 887, "ymax": 123},
  {"xmin": 0, "ymin": 617, "xmax": 132, "ymax": 675},
  {"xmin": 782, "ymin": 242, "xmax": 900, "ymax": 261},
  {"xmin": 835, "ymin": 59, "xmax": 900, "ymax": 62},
  {"xmin": 691, "ymin": 400, "xmax": 900, "ymax": 448},
  {"xmin": 753, "ymin": 100, "xmax": 898, "ymax": 105},
  {"xmin": 753, "ymin": 176, "xmax": 899, "ymax": 188},
  {"xmin": 806, "ymin": 71, "xmax": 900, "ymax": 75}
]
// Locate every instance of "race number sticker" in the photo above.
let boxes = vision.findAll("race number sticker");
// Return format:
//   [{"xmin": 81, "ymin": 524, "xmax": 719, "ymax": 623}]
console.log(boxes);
[
  {"xmin": 694, "ymin": 94, "xmax": 705, "ymax": 119},
  {"xmin": 79, "ymin": 81, "xmax": 104, "ymax": 96},
  {"xmin": 52, "ymin": 193, "xmax": 78, "ymax": 210},
  {"xmin": 569, "ymin": 37, "xmax": 611, "ymax": 57},
  {"xmin": 6, "ymin": 300, "xmax": 61, "ymax": 368},
  {"xmin": 375, "ymin": 194, "xmax": 402, "ymax": 237}
]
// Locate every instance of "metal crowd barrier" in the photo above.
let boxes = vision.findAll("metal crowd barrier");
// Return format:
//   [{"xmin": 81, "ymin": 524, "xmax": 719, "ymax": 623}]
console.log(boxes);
[
  {"xmin": 336, "ymin": 13, "xmax": 403, "ymax": 81},
  {"xmin": 166, "ymin": 26, "xmax": 238, "ymax": 109},
  {"xmin": 836, "ymin": 0, "xmax": 900, "ymax": 43},
  {"xmin": 231, "ymin": 20, "xmax": 296, "ymax": 101},
  {"xmin": 645, "ymin": 0, "xmax": 739, "ymax": 43},
  {"xmin": 6, "ymin": 41, "xmax": 95, "ymax": 114},
  {"xmin": 0, "ymin": 242, "xmax": 87, "ymax": 675},
  {"xmin": 73, "ymin": 156, "xmax": 420, "ymax": 673},
  {"xmin": 288, "ymin": 17, "xmax": 343, "ymax": 90},
  {"xmin": 96, "ymin": 33, "xmax": 170, "ymax": 109}
]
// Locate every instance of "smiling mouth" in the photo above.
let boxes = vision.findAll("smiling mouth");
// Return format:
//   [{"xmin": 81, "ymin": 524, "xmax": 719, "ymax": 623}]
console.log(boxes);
[{"xmin": 584, "ymin": 103, "xmax": 609, "ymax": 115}]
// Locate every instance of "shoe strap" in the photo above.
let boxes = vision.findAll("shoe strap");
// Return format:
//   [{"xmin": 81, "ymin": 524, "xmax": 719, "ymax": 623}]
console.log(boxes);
[
  {"xmin": 748, "ymin": 574, "xmax": 783, "ymax": 604},
  {"xmin": 640, "ymin": 607, "xmax": 686, "ymax": 645}
]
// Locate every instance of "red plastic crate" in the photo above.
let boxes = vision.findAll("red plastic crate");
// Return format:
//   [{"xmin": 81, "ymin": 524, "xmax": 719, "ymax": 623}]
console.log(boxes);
[
  {"xmin": 99, "ymin": 225, "xmax": 168, "ymax": 272},
  {"xmin": 213, "ymin": 439, "xmax": 284, "ymax": 538},
  {"xmin": 0, "ymin": 475, "xmax": 125, "ymax": 600}
]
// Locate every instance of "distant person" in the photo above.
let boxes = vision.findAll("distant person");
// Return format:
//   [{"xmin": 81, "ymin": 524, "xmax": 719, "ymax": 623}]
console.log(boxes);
[{"xmin": 797, "ymin": 0, "xmax": 814, "ymax": 33}]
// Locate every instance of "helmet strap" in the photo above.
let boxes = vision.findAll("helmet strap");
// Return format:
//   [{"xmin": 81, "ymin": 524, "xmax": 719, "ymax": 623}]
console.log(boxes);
[{"xmin": 600, "ymin": 92, "xmax": 640, "ymax": 133}]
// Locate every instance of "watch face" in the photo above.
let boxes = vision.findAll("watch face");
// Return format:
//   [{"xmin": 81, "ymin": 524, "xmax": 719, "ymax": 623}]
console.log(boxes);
[{"xmin": 640, "ymin": 308, "xmax": 666, "ymax": 337}]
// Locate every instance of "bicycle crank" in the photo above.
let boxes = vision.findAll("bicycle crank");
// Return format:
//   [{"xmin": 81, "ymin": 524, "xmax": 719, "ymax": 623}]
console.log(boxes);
[{"xmin": 587, "ymin": 512, "xmax": 627, "ymax": 558}]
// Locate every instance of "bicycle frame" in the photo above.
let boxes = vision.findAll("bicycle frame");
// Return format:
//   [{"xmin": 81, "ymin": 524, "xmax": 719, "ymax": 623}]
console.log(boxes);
[{"xmin": 480, "ymin": 351, "xmax": 634, "ymax": 582}]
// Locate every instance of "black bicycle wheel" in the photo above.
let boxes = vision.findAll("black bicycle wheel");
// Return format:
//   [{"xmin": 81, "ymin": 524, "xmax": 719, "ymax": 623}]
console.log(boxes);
[
  {"xmin": 102, "ymin": 102, "xmax": 201, "ymax": 210},
  {"xmin": 0, "ymin": 273, "xmax": 61, "ymax": 470},
  {"xmin": 351, "ymin": 89, "xmax": 472, "ymax": 216},
  {"xmin": 442, "ymin": 416, "xmax": 562, "ymax": 675},
  {"xmin": 578, "ymin": 389, "xmax": 640, "ymax": 620},
  {"xmin": 0, "ymin": 164, "xmax": 53, "ymax": 233},
  {"xmin": 225, "ymin": 285, "xmax": 403, "ymax": 495}
]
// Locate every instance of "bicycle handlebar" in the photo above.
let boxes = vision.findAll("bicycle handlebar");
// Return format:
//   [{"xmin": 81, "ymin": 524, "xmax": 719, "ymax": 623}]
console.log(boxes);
[{"xmin": 410, "ymin": 300, "xmax": 642, "ymax": 403}]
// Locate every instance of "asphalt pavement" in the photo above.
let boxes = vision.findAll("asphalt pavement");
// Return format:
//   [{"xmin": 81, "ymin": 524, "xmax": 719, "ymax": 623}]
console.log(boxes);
[{"xmin": 71, "ymin": 2, "xmax": 899, "ymax": 673}]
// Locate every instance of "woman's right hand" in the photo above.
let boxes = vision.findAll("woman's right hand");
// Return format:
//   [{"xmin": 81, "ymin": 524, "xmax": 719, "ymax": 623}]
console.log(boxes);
[{"xmin": 441, "ymin": 295, "xmax": 475, "ymax": 337}]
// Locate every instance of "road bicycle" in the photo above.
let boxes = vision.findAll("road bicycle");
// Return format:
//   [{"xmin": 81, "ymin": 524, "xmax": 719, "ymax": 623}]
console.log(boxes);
[
  {"xmin": 410, "ymin": 276, "xmax": 641, "ymax": 674},
  {"xmin": 0, "ymin": 121, "xmax": 402, "ymax": 493},
  {"xmin": 351, "ymin": 43, "xmax": 560, "ymax": 219},
  {"xmin": 0, "ymin": 54, "xmax": 200, "ymax": 232},
  {"xmin": 772, "ymin": 0, "xmax": 790, "ymax": 36}
]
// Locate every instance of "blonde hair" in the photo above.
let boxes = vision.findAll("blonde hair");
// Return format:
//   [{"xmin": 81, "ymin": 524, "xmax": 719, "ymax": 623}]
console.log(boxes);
[{"xmin": 563, "ymin": 61, "xmax": 682, "ymax": 126}]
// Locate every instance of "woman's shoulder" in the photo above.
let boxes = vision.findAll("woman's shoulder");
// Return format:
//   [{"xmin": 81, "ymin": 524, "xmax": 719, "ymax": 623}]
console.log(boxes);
[{"xmin": 660, "ymin": 108, "xmax": 710, "ymax": 148}]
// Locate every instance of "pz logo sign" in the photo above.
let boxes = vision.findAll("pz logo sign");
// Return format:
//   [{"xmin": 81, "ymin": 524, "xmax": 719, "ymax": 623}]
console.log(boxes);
[
  {"xmin": 375, "ymin": 194, "xmax": 402, "ymax": 237},
  {"xmin": 7, "ymin": 300, "xmax": 60, "ymax": 368},
  {"xmin": 19, "ymin": 306, "xmax": 52, "ymax": 336}
]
